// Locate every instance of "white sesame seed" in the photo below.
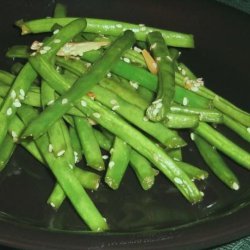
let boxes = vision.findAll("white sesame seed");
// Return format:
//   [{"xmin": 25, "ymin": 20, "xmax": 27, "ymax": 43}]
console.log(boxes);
[
  {"xmin": 13, "ymin": 99, "xmax": 22, "ymax": 108},
  {"xmin": 47, "ymin": 100, "xmax": 54, "ymax": 106},
  {"xmin": 43, "ymin": 46, "xmax": 51, "ymax": 51},
  {"xmin": 50, "ymin": 202, "xmax": 56, "ymax": 208},
  {"xmin": 178, "ymin": 66, "xmax": 182, "ymax": 71},
  {"xmin": 110, "ymin": 148, "xmax": 114, "ymax": 154},
  {"xmin": 129, "ymin": 81, "xmax": 139, "ymax": 89},
  {"xmin": 150, "ymin": 43, "xmax": 157, "ymax": 50},
  {"xmin": 133, "ymin": 46, "xmax": 142, "ymax": 53},
  {"xmin": 110, "ymin": 99, "xmax": 117, "ymax": 105},
  {"xmin": 57, "ymin": 150, "xmax": 65, "ymax": 157},
  {"xmin": 190, "ymin": 133, "xmax": 195, "ymax": 141},
  {"xmin": 123, "ymin": 57, "xmax": 130, "ymax": 63},
  {"xmin": 166, "ymin": 55, "xmax": 173, "ymax": 61},
  {"xmin": 200, "ymin": 191, "xmax": 204, "ymax": 197},
  {"xmin": 152, "ymin": 99, "xmax": 162, "ymax": 104},
  {"xmin": 53, "ymin": 29, "xmax": 60, "ymax": 34},
  {"xmin": 11, "ymin": 90, "xmax": 16, "ymax": 99},
  {"xmin": 74, "ymin": 151, "xmax": 79, "ymax": 163},
  {"xmin": 107, "ymin": 72, "xmax": 112, "ymax": 78},
  {"xmin": 69, "ymin": 164, "xmax": 74, "ymax": 170},
  {"xmin": 108, "ymin": 161, "xmax": 115, "ymax": 168},
  {"xmin": 93, "ymin": 112, "xmax": 101, "ymax": 119},
  {"xmin": 11, "ymin": 131, "xmax": 18, "ymax": 142},
  {"xmin": 30, "ymin": 52, "xmax": 37, "ymax": 57},
  {"xmin": 85, "ymin": 62, "xmax": 91, "ymax": 68},
  {"xmin": 116, "ymin": 24, "xmax": 122, "ymax": 28},
  {"xmin": 247, "ymin": 127, "xmax": 250, "ymax": 133},
  {"xmin": 111, "ymin": 105, "xmax": 120, "ymax": 111},
  {"xmin": 40, "ymin": 49, "xmax": 47, "ymax": 55},
  {"xmin": 156, "ymin": 57, "xmax": 161, "ymax": 62},
  {"xmin": 102, "ymin": 155, "xmax": 109, "ymax": 160},
  {"xmin": 62, "ymin": 98, "xmax": 68, "ymax": 105},
  {"xmin": 182, "ymin": 97, "xmax": 189, "ymax": 106},
  {"xmin": 81, "ymin": 100, "xmax": 87, "ymax": 107},
  {"xmin": 53, "ymin": 39, "xmax": 61, "ymax": 44},
  {"xmin": 174, "ymin": 177, "xmax": 183, "ymax": 185},
  {"xmin": 191, "ymin": 86, "xmax": 199, "ymax": 92},
  {"xmin": 6, "ymin": 108, "xmax": 12, "ymax": 116},
  {"xmin": 143, "ymin": 116, "xmax": 149, "ymax": 122},
  {"xmin": 48, "ymin": 144, "xmax": 53, "ymax": 153},
  {"xmin": 181, "ymin": 69, "xmax": 186, "ymax": 76},
  {"xmin": 232, "ymin": 182, "xmax": 240, "ymax": 190},
  {"xmin": 19, "ymin": 89, "xmax": 25, "ymax": 97}
]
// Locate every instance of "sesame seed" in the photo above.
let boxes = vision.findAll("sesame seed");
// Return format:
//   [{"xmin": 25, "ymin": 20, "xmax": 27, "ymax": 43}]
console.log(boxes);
[
  {"xmin": 133, "ymin": 46, "xmax": 142, "ymax": 53},
  {"xmin": 110, "ymin": 148, "xmax": 114, "ymax": 154},
  {"xmin": 181, "ymin": 69, "xmax": 186, "ymax": 76},
  {"xmin": 190, "ymin": 133, "xmax": 195, "ymax": 141},
  {"xmin": 40, "ymin": 49, "xmax": 47, "ymax": 55},
  {"xmin": 191, "ymin": 86, "xmax": 199, "ymax": 92},
  {"xmin": 69, "ymin": 164, "xmax": 74, "ymax": 170},
  {"xmin": 13, "ymin": 99, "xmax": 22, "ymax": 108},
  {"xmin": 107, "ymin": 72, "xmax": 112, "ymax": 78},
  {"xmin": 11, "ymin": 131, "xmax": 18, "ymax": 142},
  {"xmin": 47, "ymin": 100, "xmax": 54, "ymax": 106},
  {"xmin": 19, "ymin": 89, "xmax": 25, "ymax": 97},
  {"xmin": 53, "ymin": 39, "xmax": 61, "ymax": 44},
  {"xmin": 93, "ymin": 112, "xmax": 101, "ymax": 119},
  {"xmin": 108, "ymin": 161, "xmax": 115, "ymax": 168},
  {"xmin": 62, "ymin": 98, "xmax": 68, "ymax": 105},
  {"xmin": 116, "ymin": 24, "xmax": 122, "ymax": 28},
  {"xmin": 102, "ymin": 155, "xmax": 109, "ymax": 160},
  {"xmin": 182, "ymin": 97, "xmax": 189, "ymax": 106},
  {"xmin": 174, "ymin": 177, "xmax": 183, "ymax": 185},
  {"xmin": 232, "ymin": 182, "xmax": 240, "ymax": 190},
  {"xmin": 200, "ymin": 191, "xmax": 204, "ymax": 197},
  {"xmin": 57, "ymin": 150, "xmax": 65, "ymax": 157},
  {"xmin": 143, "ymin": 116, "xmax": 149, "ymax": 122},
  {"xmin": 129, "ymin": 81, "xmax": 139, "ymax": 89},
  {"xmin": 10, "ymin": 90, "xmax": 16, "ymax": 99},
  {"xmin": 156, "ymin": 57, "xmax": 161, "ymax": 62},
  {"xmin": 74, "ymin": 151, "xmax": 79, "ymax": 163},
  {"xmin": 53, "ymin": 29, "xmax": 60, "ymax": 34},
  {"xmin": 247, "ymin": 127, "xmax": 250, "ymax": 133},
  {"xmin": 152, "ymin": 99, "xmax": 162, "ymax": 104},
  {"xmin": 178, "ymin": 66, "xmax": 182, "ymax": 71},
  {"xmin": 43, "ymin": 46, "xmax": 51, "ymax": 51},
  {"xmin": 150, "ymin": 43, "xmax": 157, "ymax": 50},
  {"xmin": 85, "ymin": 62, "xmax": 91, "ymax": 68},
  {"xmin": 123, "ymin": 57, "xmax": 130, "ymax": 63},
  {"xmin": 112, "ymin": 105, "xmax": 120, "ymax": 111},
  {"xmin": 30, "ymin": 52, "xmax": 37, "ymax": 57},
  {"xmin": 81, "ymin": 100, "xmax": 87, "ymax": 107},
  {"xmin": 6, "ymin": 108, "xmax": 12, "ymax": 116},
  {"xmin": 48, "ymin": 144, "xmax": 53, "ymax": 153},
  {"xmin": 50, "ymin": 202, "xmax": 56, "ymax": 208},
  {"xmin": 166, "ymin": 55, "xmax": 173, "ymax": 61},
  {"xmin": 110, "ymin": 99, "xmax": 117, "ymax": 105}
]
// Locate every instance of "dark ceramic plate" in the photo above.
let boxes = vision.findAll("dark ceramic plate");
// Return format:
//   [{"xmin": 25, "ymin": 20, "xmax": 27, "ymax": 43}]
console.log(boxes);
[{"xmin": 0, "ymin": 0, "xmax": 249, "ymax": 249}]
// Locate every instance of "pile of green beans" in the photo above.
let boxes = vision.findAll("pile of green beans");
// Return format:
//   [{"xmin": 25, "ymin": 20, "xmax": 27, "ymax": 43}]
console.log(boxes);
[{"xmin": 0, "ymin": 3, "xmax": 249, "ymax": 232}]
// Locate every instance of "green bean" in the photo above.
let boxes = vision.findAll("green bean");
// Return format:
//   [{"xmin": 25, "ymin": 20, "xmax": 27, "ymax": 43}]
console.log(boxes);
[
  {"xmin": 17, "ymin": 105, "xmax": 108, "ymax": 231},
  {"xmin": 193, "ymin": 133, "xmax": 239, "ymax": 190},
  {"xmin": 176, "ymin": 161, "xmax": 209, "ymax": 181},
  {"xmin": 69, "ymin": 127, "xmax": 83, "ymax": 163},
  {"xmin": 74, "ymin": 117, "xmax": 105, "ymax": 171},
  {"xmin": 130, "ymin": 151, "xmax": 158, "ymax": 190},
  {"xmin": 163, "ymin": 113, "xmax": 199, "ymax": 129},
  {"xmin": 79, "ymin": 97, "xmax": 203, "ymax": 203},
  {"xmin": 47, "ymin": 168, "xmax": 100, "ymax": 210},
  {"xmin": 105, "ymin": 137, "xmax": 130, "ymax": 189},
  {"xmin": 22, "ymin": 30, "xmax": 136, "ymax": 139},
  {"xmin": 91, "ymin": 85, "xmax": 186, "ymax": 148},
  {"xmin": 223, "ymin": 115, "xmax": 250, "ymax": 143},
  {"xmin": 146, "ymin": 31, "xmax": 175, "ymax": 121},
  {"xmin": 0, "ymin": 134, "xmax": 16, "ymax": 171},
  {"xmin": 5, "ymin": 45, "xmax": 29, "ymax": 59},
  {"xmin": 170, "ymin": 105, "xmax": 223, "ymax": 123},
  {"xmin": 194, "ymin": 122, "xmax": 250, "ymax": 169},
  {"xmin": 93, "ymin": 129, "xmax": 113, "ymax": 151},
  {"xmin": 16, "ymin": 18, "xmax": 194, "ymax": 48},
  {"xmin": 53, "ymin": 3, "xmax": 68, "ymax": 18}
]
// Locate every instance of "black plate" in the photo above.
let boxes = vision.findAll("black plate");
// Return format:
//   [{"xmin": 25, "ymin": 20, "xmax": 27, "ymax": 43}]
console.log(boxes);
[{"xmin": 0, "ymin": 0, "xmax": 250, "ymax": 249}]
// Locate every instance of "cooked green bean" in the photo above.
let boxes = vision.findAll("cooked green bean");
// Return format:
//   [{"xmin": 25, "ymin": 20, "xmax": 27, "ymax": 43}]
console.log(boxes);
[
  {"xmin": 22, "ymin": 30, "xmax": 136, "ymax": 139},
  {"xmin": 193, "ymin": 133, "xmax": 239, "ymax": 190},
  {"xmin": 146, "ymin": 31, "xmax": 175, "ymax": 121},
  {"xmin": 105, "ymin": 137, "xmax": 130, "ymax": 190},
  {"xmin": 17, "ymin": 17, "xmax": 194, "ymax": 48}
]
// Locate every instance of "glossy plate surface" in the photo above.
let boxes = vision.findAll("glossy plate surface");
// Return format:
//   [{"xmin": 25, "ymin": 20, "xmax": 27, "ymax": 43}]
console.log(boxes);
[{"xmin": 0, "ymin": 0, "xmax": 249, "ymax": 249}]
